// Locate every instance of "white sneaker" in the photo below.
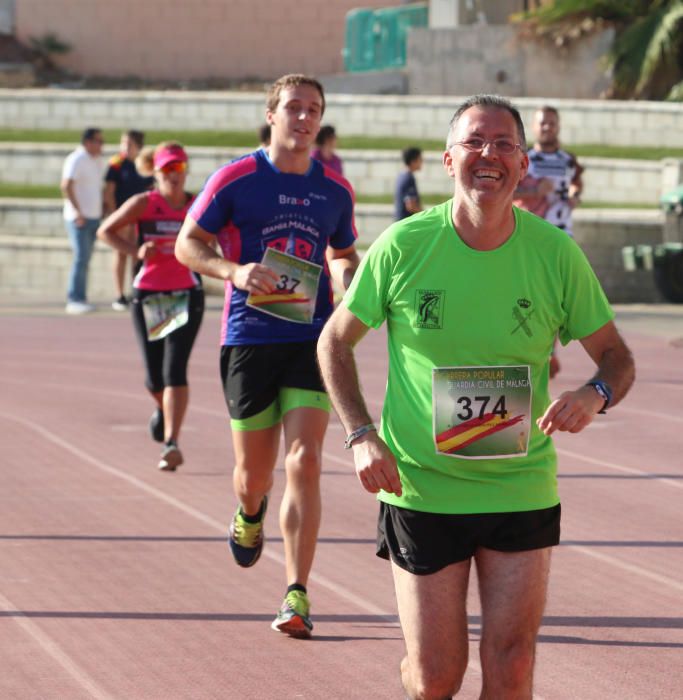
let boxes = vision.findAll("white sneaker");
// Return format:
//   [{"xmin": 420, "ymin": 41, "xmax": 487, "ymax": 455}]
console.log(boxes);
[
  {"xmin": 111, "ymin": 296, "xmax": 129, "ymax": 311},
  {"xmin": 65, "ymin": 301, "xmax": 96, "ymax": 314}
]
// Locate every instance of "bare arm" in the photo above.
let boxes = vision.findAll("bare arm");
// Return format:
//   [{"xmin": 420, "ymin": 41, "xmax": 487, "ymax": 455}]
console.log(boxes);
[
  {"xmin": 514, "ymin": 175, "xmax": 554, "ymax": 200},
  {"xmin": 61, "ymin": 178, "xmax": 84, "ymax": 225},
  {"xmin": 317, "ymin": 305, "xmax": 402, "ymax": 496},
  {"xmin": 568, "ymin": 158, "xmax": 584, "ymax": 206},
  {"xmin": 326, "ymin": 244, "xmax": 360, "ymax": 292},
  {"xmin": 97, "ymin": 193, "xmax": 148, "ymax": 257},
  {"xmin": 537, "ymin": 320, "xmax": 635, "ymax": 435},
  {"xmin": 103, "ymin": 181, "xmax": 116, "ymax": 217},
  {"xmin": 175, "ymin": 217, "xmax": 278, "ymax": 293},
  {"xmin": 404, "ymin": 196, "xmax": 422, "ymax": 214}
]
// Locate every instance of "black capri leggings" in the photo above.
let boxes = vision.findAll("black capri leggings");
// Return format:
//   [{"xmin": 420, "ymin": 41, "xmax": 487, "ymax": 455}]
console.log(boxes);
[{"xmin": 131, "ymin": 287, "xmax": 204, "ymax": 393}]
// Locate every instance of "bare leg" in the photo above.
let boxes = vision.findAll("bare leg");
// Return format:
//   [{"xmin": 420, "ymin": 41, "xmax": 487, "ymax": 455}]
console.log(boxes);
[
  {"xmin": 392, "ymin": 559, "xmax": 472, "ymax": 700},
  {"xmin": 150, "ymin": 389, "xmax": 163, "ymax": 410},
  {"xmin": 113, "ymin": 225, "xmax": 135, "ymax": 299},
  {"xmin": 113, "ymin": 224, "xmax": 135, "ymax": 299},
  {"xmin": 162, "ymin": 385, "xmax": 188, "ymax": 443},
  {"xmin": 279, "ymin": 407, "xmax": 328, "ymax": 586},
  {"xmin": 231, "ymin": 424, "xmax": 281, "ymax": 515},
  {"xmin": 476, "ymin": 547, "xmax": 552, "ymax": 700}
]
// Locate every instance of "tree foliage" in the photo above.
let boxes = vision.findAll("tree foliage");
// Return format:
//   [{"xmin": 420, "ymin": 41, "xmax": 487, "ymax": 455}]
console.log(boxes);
[{"xmin": 512, "ymin": 0, "xmax": 683, "ymax": 100}]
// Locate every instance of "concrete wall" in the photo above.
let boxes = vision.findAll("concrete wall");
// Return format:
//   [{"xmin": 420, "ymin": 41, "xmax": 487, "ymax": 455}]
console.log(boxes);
[
  {"xmin": 407, "ymin": 25, "xmax": 614, "ymax": 98},
  {"xmin": 14, "ymin": 0, "xmax": 399, "ymax": 81},
  {"xmin": 0, "ymin": 88, "xmax": 680, "ymax": 148},
  {"xmin": 430, "ymin": 0, "xmax": 526, "ymax": 27},
  {"xmin": 0, "ymin": 143, "xmax": 668, "ymax": 207},
  {"xmin": 0, "ymin": 199, "xmax": 665, "ymax": 304}
]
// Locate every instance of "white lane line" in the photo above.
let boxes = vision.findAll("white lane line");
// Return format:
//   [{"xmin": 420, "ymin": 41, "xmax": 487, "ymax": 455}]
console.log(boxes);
[
  {"xmin": 3, "ymin": 412, "xmax": 500, "ymax": 689},
  {"xmin": 617, "ymin": 405, "xmax": 683, "ymax": 424},
  {"xmin": 0, "ymin": 590, "xmax": 114, "ymax": 700},
  {"xmin": 0, "ymin": 412, "xmax": 393, "ymax": 622},
  {"xmin": 565, "ymin": 545, "xmax": 683, "ymax": 593},
  {"xmin": 557, "ymin": 447, "xmax": 683, "ymax": 491}
]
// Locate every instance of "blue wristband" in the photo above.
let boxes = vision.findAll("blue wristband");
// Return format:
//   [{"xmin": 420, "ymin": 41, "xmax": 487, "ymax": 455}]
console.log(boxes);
[{"xmin": 586, "ymin": 380, "xmax": 612, "ymax": 414}]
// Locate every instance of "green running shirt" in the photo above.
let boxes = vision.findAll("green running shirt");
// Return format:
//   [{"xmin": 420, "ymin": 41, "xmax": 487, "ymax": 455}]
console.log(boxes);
[{"xmin": 343, "ymin": 201, "xmax": 614, "ymax": 514}]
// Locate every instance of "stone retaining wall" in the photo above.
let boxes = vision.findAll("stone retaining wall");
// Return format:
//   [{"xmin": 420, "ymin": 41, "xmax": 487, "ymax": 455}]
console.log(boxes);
[
  {"xmin": 0, "ymin": 89, "xmax": 681, "ymax": 148},
  {"xmin": 0, "ymin": 200, "xmax": 665, "ymax": 304},
  {"xmin": 0, "ymin": 143, "xmax": 669, "ymax": 206}
]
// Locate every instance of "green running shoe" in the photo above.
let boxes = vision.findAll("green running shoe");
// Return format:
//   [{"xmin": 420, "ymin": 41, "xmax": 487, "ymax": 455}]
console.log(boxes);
[
  {"xmin": 271, "ymin": 590, "xmax": 313, "ymax": 639},
  {"xmin": 228, "ymin": 497, "xmax": 267, "ymax": 567}
]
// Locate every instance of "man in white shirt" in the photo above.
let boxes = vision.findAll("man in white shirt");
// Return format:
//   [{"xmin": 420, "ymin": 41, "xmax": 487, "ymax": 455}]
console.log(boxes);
[{"xmin": 61, "ymin": 127, "xmax": 105, "ymax": 313}]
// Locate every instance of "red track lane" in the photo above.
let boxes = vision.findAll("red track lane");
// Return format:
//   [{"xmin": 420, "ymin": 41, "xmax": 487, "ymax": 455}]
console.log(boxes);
[{"xmin": 1, "ymin": 303, "xmax": 682, "ymax": 699}]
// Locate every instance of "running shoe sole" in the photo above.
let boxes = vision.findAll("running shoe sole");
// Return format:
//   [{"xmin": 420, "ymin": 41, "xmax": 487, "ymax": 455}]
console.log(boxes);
[
  {"xmin": 271, "ymin": 614, "xmax": 312, "ymax": 639},
  {"xmin": 158, "ymin": 446, "xmax": 183, "ymax": 471}
]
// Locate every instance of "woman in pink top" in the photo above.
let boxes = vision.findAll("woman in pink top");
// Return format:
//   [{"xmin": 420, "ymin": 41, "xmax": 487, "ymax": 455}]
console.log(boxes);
[{"xmin": 98, "ymin": 142, "xmax": 204, "ymax": 472}]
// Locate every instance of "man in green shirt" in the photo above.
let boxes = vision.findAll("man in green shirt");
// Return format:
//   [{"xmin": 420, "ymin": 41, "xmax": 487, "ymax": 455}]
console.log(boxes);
[{"xmin": 318, "ymin": 95, "xmax": 635, "ymax": 699}]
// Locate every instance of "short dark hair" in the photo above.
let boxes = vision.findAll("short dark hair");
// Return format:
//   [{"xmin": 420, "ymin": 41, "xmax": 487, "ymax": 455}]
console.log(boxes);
[
  {"xmin": 537, "ymin": 105, "xmax": 559, "ymax": 119},
  {"xmin": 126, "ymin": 130, "xmax": 145, "ymax": 148},
  {"xmin": 258, "ymin": 123, "xmax": 271, "ymax": 145},
  {"xmin": 447, "ymin": 95, "xmax": 527, "ymax": 150},
  {"xmin": 402, "ymin": 147, "xmax": 422, "ymax": 166},
  {"xmin": 266, "ymin": 74, "xmax": 325, "ymax": 116},
  {"xmin": 316, "ymin": 124, "xmax": 336, "ymax": 147},
  {"xmin": 81, "ymin": 127, "xmax": 102, "ymax": 144}
]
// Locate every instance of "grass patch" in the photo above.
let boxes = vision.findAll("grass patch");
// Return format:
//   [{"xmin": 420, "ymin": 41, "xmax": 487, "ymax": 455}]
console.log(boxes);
[
  {"xmin": 581, "ymin": 200, "xmax": 658, "ymax": 209},
  {"xmin": 0, "ymin": 182, "xmax": 659, "ymax": 209},
  {"xmin": 0, "ymin": 183, "xmax": 61, "ymax": 198},
  {"xmin": 357, "ymin": 193, "xmax": 659, "ymax": 209},
  {"xmin": 569, "ymin": 144, "xmax": 683, "ymax": 160},
  {"xmin": 0, "ymin": 128, "xmax": 680, "ymax": 160},
  {"xmin": 356, "ymin": 193, "xmax": 450, "ymax": 205}
]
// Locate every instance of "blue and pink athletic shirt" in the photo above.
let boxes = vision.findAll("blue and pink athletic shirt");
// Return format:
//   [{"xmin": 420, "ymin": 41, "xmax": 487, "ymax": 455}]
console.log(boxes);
[
  {"xmin": 133, "ymin": 190, "xmax": 202, "ymax": 292},
  {"xmin": 189, "ymin": 149, "xmax": 358, "ymax": 346}
]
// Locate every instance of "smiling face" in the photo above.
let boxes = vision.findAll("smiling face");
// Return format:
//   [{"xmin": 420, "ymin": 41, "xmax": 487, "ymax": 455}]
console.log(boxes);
[
  {"xmin": 444, "ymin": 105, "xmax": 528, "ymax": 208},
  {"xmin": 267, "ymin": 84, "xmax": 323, "ymax": 154}
]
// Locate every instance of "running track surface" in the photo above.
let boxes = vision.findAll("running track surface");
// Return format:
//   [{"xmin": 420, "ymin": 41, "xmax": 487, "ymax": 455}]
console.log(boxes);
[{"xmin": 1, "ymin": 302, "xmax": 682, "ymax": 700}]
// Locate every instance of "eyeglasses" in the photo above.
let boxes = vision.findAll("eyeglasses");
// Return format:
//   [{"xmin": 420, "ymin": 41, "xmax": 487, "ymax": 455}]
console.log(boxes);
[
  {"xmin": 159, "ymin": 161, "xmax": 187, "ymax": 174},
  {"xmin": 449, "ymin": 138, "xmax": 522, "ymax": 155}
]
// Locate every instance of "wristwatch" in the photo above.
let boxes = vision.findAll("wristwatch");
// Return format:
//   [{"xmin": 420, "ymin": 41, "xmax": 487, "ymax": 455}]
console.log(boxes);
[{"xmin": 585, "ymin": 380, "xmax": 612, "ymax": 414}]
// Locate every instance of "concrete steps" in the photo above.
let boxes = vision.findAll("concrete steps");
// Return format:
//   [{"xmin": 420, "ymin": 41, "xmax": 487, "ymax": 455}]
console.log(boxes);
[
  {"xmin": 0, "ymin": 142, "xmax": 669, "ymax": 206},
  {"xmin": 0, "ymin": 198, "xmax": 665, "ymax": 304}
]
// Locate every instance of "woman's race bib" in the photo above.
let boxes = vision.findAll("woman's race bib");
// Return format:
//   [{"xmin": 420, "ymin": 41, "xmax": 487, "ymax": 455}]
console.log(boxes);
[
  {"xmin": 246, "ymin": 247, "xmax": 322, "ymax": 324},
  {"xmin": 141, "ymin": 290, "xmax": 190, "ymax": 341},
  {"xmin": 432, "ymin": 365, "xmax": 532, "ymax": 459}
]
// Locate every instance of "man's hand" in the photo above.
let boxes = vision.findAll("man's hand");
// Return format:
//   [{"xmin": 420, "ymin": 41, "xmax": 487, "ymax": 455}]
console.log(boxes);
[
  {"xmin": 536, "ymin": 385, "xmax": 604, "ymax": 436},
  {"xmin": 352, "ymin": 432, "xmax": 402, "ymax": 496},
  {"xmin": 232, "ymin": 263, "xmax": 279, "ymax": 294}
]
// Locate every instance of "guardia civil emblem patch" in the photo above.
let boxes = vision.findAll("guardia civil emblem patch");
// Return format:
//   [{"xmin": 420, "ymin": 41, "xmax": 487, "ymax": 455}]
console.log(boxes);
[{"xmin": 414, "ymin": 289, "xmax": 445, "ymax": 329}]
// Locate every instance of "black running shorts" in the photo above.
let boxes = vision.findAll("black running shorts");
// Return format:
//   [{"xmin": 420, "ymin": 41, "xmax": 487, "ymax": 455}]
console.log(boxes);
[
  {"xmin": 220, "ymin": 340, "xmax": 326, "ymax": 420},
  {"xmin": 376, "ymin": 501, "xmax": 561, "ymax": 575}
]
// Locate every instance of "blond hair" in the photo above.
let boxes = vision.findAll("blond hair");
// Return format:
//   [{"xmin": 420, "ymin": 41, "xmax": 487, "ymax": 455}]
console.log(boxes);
[{"xmin": 135, "ymin": 146, "xmax": 155, "ymax": 177}]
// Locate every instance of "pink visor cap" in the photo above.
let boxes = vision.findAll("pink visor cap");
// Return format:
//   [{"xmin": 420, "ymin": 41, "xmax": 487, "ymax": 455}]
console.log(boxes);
[{"xmin": 153, "ymin": 144, "xmax": 188, "ymax": 169}]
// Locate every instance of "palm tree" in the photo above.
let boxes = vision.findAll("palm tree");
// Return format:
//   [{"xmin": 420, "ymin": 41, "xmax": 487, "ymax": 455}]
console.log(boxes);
[{"xmin": 512, "ymin": 0, "xmax": 683, "ymax": 100}]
